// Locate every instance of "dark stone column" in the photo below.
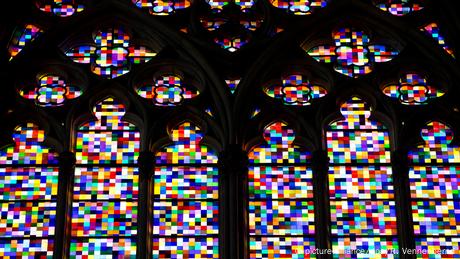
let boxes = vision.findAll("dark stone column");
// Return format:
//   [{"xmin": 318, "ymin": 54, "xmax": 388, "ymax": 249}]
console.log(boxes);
[
  {"xmin": 137, "ymin": 151, "xmax": 155, "ymax": 259},
  {"xmin": 311, "ymin": 150, "xmax": 331, "ymax": 259},
  {"xmin": 53, "ymin": 151, "xmax": 76, "ymax": 259},
  {"xmin": 392, "ymin": 149, "xmax": 415, "ymax": 258},
  {"xmin": 218, "ymin": 145, "xmax": 249, "ymax": 259}
]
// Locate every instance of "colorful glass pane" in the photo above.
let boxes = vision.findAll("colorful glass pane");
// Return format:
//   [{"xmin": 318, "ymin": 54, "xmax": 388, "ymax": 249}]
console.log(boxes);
[
  {"xmin": 264, "ymin": 74, "xmax": 328, "ymax": 106},
  {"xmin": 136, "ymin": 75, "xmax": 199, "ymax": 106},
  {"xmin": 332, "ymin": 237, "xmax": 399, "ymax": 259},
  {"xmin": 329, "ymin": 97, "xmax": 383, "ymax": 130},
  {"xmin": 307, "ymin": 27, "xmax": 399, "ymax": 77},
  {"xmin": 37, "ymin": 0, "xmax": 85, "ymax": 17},
  {"xmin": 422, "ymin": 23, "xmax": 455, "ymax": 58},
  {"xmin": 8, "ymin": 24, "xmax": 43, "ymax": 61},
  {"xmin": 408, "ymin": 122, "xmax": 460, "ymax": 164},
  {"xmin": 226, "ymin": 78, "xmax": 240, "ymax": 94},
  {"xmin": 410, "ymin": 167, "xmax": 460, "ymax": 199},
  {"xmin": 19, "ymin": 75, "xmax": 83, "ymax": 107},
  {"xmin": 329, "ymin": 166, "xmax": 394, "ymax": 199},
  {"xmin": 0, "ymin": 123, "xmax": 58, "ymax": 165},
  {"xmin": 330, "ymin": 200, "xmax": 397, "ymax": 235},
  {"xmin": 412, "ymin": 200, "xmax": 460, "ymax": 236},
  {"xmin": 248, "ymin": 166, "xmax": 313, "ymax": 199},
  {"xmin": 0, "ymin": 201, "xmax": 56, "ymax": 237},
  {"xmin": 249, "ymin": 200, "xmax": 315, "ymax": 235},
  {"xmin": 248, "ymin": 122, "xmax": 311, "ymax": 163},
  {"xmin": 154, "ymin": 166, "xmax": 218, "ymax": 199},
  {"xmin": 375, "ymin": 0, "xmax": 424, "ymax": 16},
  {"xmin": 70, "ymin": 238, "xmax": 136, "ymax": 258},
  {"xmin": 133, "ymin": 0, "xmax": 191, "ymax": 15},
  {"xmin": 71, "ymin": 201, "xmax": 137, "ymax": 236},
  {"xmin": 73, "ymin": 167, "xmax": 138, "ymax": 200},
  {"xmin": 382, "ymin": 73, "xmax": 445, "ymax": 105},
  {"xmin": 327, "ymin": 131, "xmax": 391, "ymax": 164},
  {"xmin": 65, "ymin": 27, "xmax": 156, "ymax": 78},
  {"xmin": 155, "ymin": 122, "xmax": 218, "ymax": 164},
  {"xmin": 415, "ymin": 237, "xmax": 460, "ymax": 258},
  {"xmin": 0, "ymin": 168, "xmax": 58, "ymax": 200},
  {"xmin": 152, "ymin": 237, "xmax": 218, "ymax": 259},
  {"xmin": 250, "ymin": 237, "xmax": 316, "ymax": 259},
  {"xmin": 270, "ymin": 0, "xmax": 328, "ymax": 15},
  {"xmin": 0, "ymin": 239, "xmax": 54, "ymax": 258}
]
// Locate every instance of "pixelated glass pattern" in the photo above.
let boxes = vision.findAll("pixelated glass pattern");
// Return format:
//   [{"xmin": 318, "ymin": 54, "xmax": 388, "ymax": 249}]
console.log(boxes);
[
  {"xmin": 409, "ymin": 121, "xmax": 460, "ymax": 251},
  {"xmin": 155, "ymin": 122, "xmax": 218, "ymax": 164},
  {"xmin": 154, "ymin": 121, "xmax": 219, "ymax": 257},
  {"xmin": 36, "ymin": 0, "xmax": 84, "ymax": 17},
  {"xmin": 72, "ymin": 98, "xmax": 140, "ymax": 255},
  {"xmin": 250, "ymin": 237, "xmax": 316, "ymax": 259},
  {"xmin": 332, "ymin": 237, "xmax": 399, "ymax": 259},
  {"xmin": 307, "ymin": 27, "xmax": 399, "ymax": 77},
  {"xmin": 19, "ymin": 75, "xmax": 82, "ymax": 107},
  {"xmin": 248, "ymin": 122, "xmax": 311, "ymax": 164},
  {"xmin": 415, "ymin": 237, "xmax": 460, "ymax": 258},
  {"xmin": 75, "ymin": 98, "xmax": 140, "ymax": 164},
  {"xmin": 270, "ymin": 0, "xmax": 328, "ymax": 15},
  {"xmin": 382, "ymin": 73, "xmax": 445, "ymax": 105},
  {"xmin": 264, "ymin": 74, "xmax": 328, "ymax": 106},
  {"xmin": 152, "ymin": 237, "xmax": 218, "ymax": 259},
  {"xmin": 65, "ymin": 27, "xmax": 156, "ymax": 78},
  {"xmin": 70, "ymin": 238, "xmax": 137, "ymax": 258},
  {"xmin": 8, "ymin": 24, "xmax": 43, "ymax": 61},
  {"xmin": 374, "ymin": 0, "xmax": 424, "ymax": 16},
  {"xmin": 248, "ymin": 122, "xmax": 315, "ymax": 257},
  {"xmin": 137, "ymin": 75, "xmax": 200, "ymax": 106},
  {"xmin": 133, "ymin": 0, "xmax": 191, "ymax": 15},
  {"xmin": 327, "ymin": 97, "xmax": 397, "ymax": 252},
  {"xmin": 0, "ymin": 239, "xmax": 54, "ymax": 258},
  {"xmin": 421, "ymin": 23, "xmax": 455, "ymax": 58},
  {"xmin": 0, "ymin": 123, "xmax": 57, "ymax": 257}
]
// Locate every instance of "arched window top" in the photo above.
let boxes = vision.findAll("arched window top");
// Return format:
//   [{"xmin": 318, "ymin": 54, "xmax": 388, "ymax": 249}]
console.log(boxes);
[
  {"xmin": 155, "ymin": 122, "xmax": 218, "ymax": 164},
  {"xmin": 409, "ymin": 121, "xmax": 460, "ymax": 164},
  {"xmin": 79, "ymin": 98, "xmax": 136, "ymax": 131},
  {"xmin": 133, "ymin": 0, "xmax": 191, "ymax": 15},
  {"xmin": 329, "ymin": 97, "xmax": 385, "ymax": 130},
  {"xmin": 249, "ymin": 121, "xmax": 311, "ymax": 164},
  {"xmin": 0, "ymin": 123, "xmax": 58, "ymax": 165}
]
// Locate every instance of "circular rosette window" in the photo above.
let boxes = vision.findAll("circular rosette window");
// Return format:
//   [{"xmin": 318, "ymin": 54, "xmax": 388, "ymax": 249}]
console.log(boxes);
[
  {"xmin": 136, "ymin": 74, "xmax": 200, "ymax": 106},
  {"xmin": 18, "ymin": 73, "xmax": 83, "ymax": 107},
  {"xmin": 263, "ymin": 74, "xmax": 328, "ymax": 106},
  {"xmin": 382, "ymin": 73, "xmax": 445, "ymax": 105}
]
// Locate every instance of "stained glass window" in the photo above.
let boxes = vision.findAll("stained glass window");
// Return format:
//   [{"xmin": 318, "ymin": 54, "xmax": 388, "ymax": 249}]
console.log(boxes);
[
  {"xmin": 72, "ymin": 98, "xmax": 140, "ymax": 257},
  {"xmin": 270, "ymin": 0, "xmax": 328, "ymax": 15},
  {"xmin": 65, "ymin": 27, "xmax": 157, "ymax": 78},
  {"xmin": 374, "ymin": 0, "xmax": 424, "ymax": 16},
  {"xmin": 36, "ymin": 0, "xmax": 85, "ymax": 17},
  {"xmin": 306, "ymin": 27, "xmax": 399, "ymax": 77},
  {"xmin": 382, "ymin": 73, "xmax": 445, "ymax": 105},
  {"xmin": 409, "ymin": 121, "xmax": 460, "ymax": 257},
  {"xmin": 421, "ymin": 23, "xmax": 456, "ymax": 58},
  {"xmin": 132, "ymin": 0, "xmax": 191, "ymax": 15},
  {"xmin": 8, "ymin": 24, "xmax": 43, "ymax": 61},
  {"xmin": 327, "ymin": 97, "xmax": 399, "ymax": 258},
  {"xmin": 0, "ymin": 123, "xmax": 59, "ymax": 257},
  {"xmin": 153, "ymin": 122, "xmax": 219, "ymax": 258},
  {"xmin": 248, "ymin": 122, "xmax": 315, "ymax": 258},
  {"xmin": 226, "ymin": 78, "xmax": 240, "ymax": 94},
  {"xmin": 264, "ymin": 74, "xmax": 328, "ymax": 106},
  {"xmin": 19, "ymin": 74, "xmax": 83, "ymax": 107},
  {"xmin": 136, "ymin": 74, "xmax": 200, "ymax": 106}
]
